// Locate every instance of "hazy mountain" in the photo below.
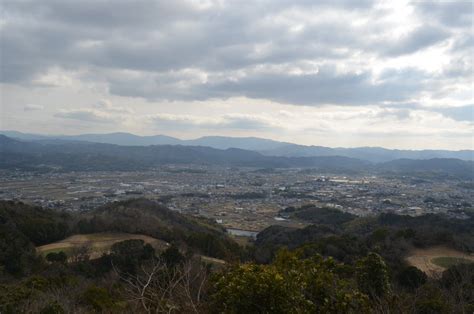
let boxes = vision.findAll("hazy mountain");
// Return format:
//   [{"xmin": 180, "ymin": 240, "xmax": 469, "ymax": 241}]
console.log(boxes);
[
  {"xmin": 0, "ymin": 131, "xmax": 282, "ymax": 149},
  {"xmin": 261, "ymin": 145, "xmax": 474, "ymax": 162},
  {"xmin": 0, "ymin": 131, "xmax": 181, "ymax": 146},
  {"xmin": 0, "ymin": 130, "xmax": 50, "ymax": 141},
  {"xmin": 379, "ymin": 158, "xmax": 474, "ymax": 178},
  {"xmin": 1, "ymin": 130, "xmax": 472, "ymax": 162},
  {"xmin": 63, "ymin": 132, "xmax": 182, "ymax": 146},
  {"xmin": 1, "ymin": 135, "xmax": 473, "ymax": 178},
  {"xmin": 184, "ymin": 136, "xmax": 288, "ymax": 150},
  {"xmin": 0, "ymin": 135, "xmax": 371, "ymax": 172}
]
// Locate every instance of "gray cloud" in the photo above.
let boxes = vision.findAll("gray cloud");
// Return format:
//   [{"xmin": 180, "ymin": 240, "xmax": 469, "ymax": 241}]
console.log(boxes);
[
  {"xmin": 414, "ymin": 1, "xmax": 473, "ymax": 28},
  {"xmin": 1, "ymin": 0, "xmax": 472, "ymax": 109},
  {"xmin": 203, "ymin": 67, "xmax": 425, "ymax": 106},
  {"xmin": 150, "ymin": 113, "xmax": 276, "ymax": 130},
  {"xmin": 435, "ymin": 105, "xmax": 474, "ymax": 123},
  {"xmin": 24, "ymin": 104, "xmax": 44, "ymax": 111},
  {"xmin": 54, "ymin": 109, "xmax": 117, "ymax": 123},
  {"xmin": 381, "ymin": 25, "xmax": 449, "ymax": 56},
  {"xmin": 108, "ymin": 66, "xmax": 425, "ymax": 106}
]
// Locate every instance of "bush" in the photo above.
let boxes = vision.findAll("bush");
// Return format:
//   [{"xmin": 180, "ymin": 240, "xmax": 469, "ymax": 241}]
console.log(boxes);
[
  {"xmin": 46, "ymin": 252, "xmax": 67, "ymax": 264},
  {"xmin": 210, "ymin": 249, "xmax": 369, "ymax": 313},
  {"xmin": 397, "ymin": 266, "xmax": 427, "ymax": 290},
  {"xmin": 81, "ymin": 285, "xmax": 116, "ymax": 311}
]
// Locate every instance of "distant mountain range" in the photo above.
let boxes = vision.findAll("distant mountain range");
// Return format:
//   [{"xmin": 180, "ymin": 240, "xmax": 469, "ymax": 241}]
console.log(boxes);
[
  {"xmin": 1, "ymin": 134, "xmax": 473, "ymax": 179},
  {"xmin": 1, "ymin": 130, "xmax": 472, "ymax": 162}
]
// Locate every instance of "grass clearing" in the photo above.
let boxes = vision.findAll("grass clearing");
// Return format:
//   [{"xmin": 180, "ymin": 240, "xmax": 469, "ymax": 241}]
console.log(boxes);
[
  {"xmin": 431, "ymin": 256, "xmax": 473, "ymax": 268},
  {"xmin": 406, "ymin": 246, "xmax": 474, "ymax": 277},
  {"xmin": 37, "ymin": 232, "xmax": 169, "ymax": 259}
]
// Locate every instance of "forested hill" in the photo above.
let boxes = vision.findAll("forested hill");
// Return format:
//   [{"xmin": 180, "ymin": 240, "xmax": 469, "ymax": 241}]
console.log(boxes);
[
  {"xmin": 1, "ymin": 198, "xmax": 474, "ymax": 312},
  {"xmin": 0, "ymin": 198, "xmax": 242, "ymax": 277}
]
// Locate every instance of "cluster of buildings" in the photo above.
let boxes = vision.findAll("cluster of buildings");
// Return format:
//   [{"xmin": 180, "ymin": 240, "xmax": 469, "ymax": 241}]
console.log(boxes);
[{"xmin": 0, "ymin": 166, "xmax": 472, "ymax": 232}]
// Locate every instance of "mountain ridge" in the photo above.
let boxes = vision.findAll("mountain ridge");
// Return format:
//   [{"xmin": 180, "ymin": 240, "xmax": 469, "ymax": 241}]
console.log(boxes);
[
  {"xmin": 1, "ymin": 130, "xmax": 473, "ymax": 162},
  {"xmin": 1, "ymin": 134, "xmax": 473, "ymax": 179}
]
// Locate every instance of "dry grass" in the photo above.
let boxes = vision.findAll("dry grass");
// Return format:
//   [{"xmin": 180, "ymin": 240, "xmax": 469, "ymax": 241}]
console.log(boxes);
[
  {"xmin": 405, "ymin": 246, "xmax": 474, "ymax": 277},
  {"xmin": 37, "ymin": 232, "xmax": 169, "ymax": 259}
]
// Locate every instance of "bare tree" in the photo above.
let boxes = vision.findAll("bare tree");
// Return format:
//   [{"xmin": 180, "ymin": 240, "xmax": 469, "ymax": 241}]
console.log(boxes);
[
  {"xmin": 114, "ymin": 256, "xmax": 209, "ymax": 313},
  {"xmin": 70, "ymin": 241, "xmax": 93, "ymax": 263}
]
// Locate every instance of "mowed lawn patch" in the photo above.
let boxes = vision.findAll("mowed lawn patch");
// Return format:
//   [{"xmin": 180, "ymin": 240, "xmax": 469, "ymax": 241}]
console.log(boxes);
[{"xmin": 37, "ymin": 232, "xmax": 169, "ymax": 259}]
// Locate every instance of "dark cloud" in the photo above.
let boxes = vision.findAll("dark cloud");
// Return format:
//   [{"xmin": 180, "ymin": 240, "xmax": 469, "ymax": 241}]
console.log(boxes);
[
  {"xmin": 1, "ymin": 0, "xmax": 472, "ymax": 108},
  {"xmin": 381, "ymin": 25, "xmax": 449, "ymax": 56},
  {"xmin": 201, "ymin": 67, "xmax": 424, "ymax": 106},
  {"xmin": 108, "ymin": 66, "xmax": 425, "ymax": 106},
  {"xmin": 435, "ymin": 105, "xmax": 474, "ymax": 123}
]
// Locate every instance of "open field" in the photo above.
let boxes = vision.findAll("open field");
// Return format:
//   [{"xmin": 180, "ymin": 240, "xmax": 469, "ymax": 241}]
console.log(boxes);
[
  {"xmin": 431, "ymin": 256, "xmax": 474, "ymax": 268},
  {"xmin": 37, "ymin": 232, "xmax": 169, "ymax": 260},
  {"xmin": 406, "ymin": 246, "xmax": 474, "ymax": 277}
]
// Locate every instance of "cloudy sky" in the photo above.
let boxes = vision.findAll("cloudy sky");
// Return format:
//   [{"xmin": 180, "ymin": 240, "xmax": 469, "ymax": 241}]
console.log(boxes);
[{"xmin": 1, "ymin": 0, "xmax": 473, "ymax": 149}]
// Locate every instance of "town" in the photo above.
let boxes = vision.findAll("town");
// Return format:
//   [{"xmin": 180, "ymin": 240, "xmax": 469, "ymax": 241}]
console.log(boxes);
[{"xmin": 1, "ymin": 166, "xmax": 472, "ymax": 233}]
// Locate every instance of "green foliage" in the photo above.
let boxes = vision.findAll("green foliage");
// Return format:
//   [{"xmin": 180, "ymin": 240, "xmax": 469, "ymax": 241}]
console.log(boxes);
[
  {"xmin": 46, "ymin": 252, "xmax": 67, "ymax": 264},
  {"xmin": 415, "ymin": 285, "xmax": 451, "ymax": 314},
  {"xmin": 431, "ymin": 256, "xmax": 473, "ymax": 268},
  {"xmin": 186, "ymin": 232, "xmax": 241, "ymax": 260},
  {"xmin": 161, "ymin": 244, "xmax": 185, "ymax": 267},
  {"xmin": 1, "ymin": 199, "xmax": 473, "ymax": 312},
  {"xmin": 356, "ymin": 253, "xmax": 391, "ymax": 299},
  {"xmin": 397, "ymin": 266, "xmax": 427, "ymax": 290},
  {"xmin": 40, "ymin": 301, "xmax": 65, "ymax": 314},
  {"xmin": 0, "ymin": 283, "xmax": 34, "ymax": 313},
  {"xmin": 370, "ymin": 228, "xmax": 390, "ymax": 243},
  {"xmin": 81, "ymin": 285, "xmax": 117, "ymax": 311},
  {"xmin": 210, "ymin": 249, "xmax": 369, "ymax": 313},
  {"xmin": 0, "ymin": 201, "xmax": 70, "ymax": 246},
  {"xmin": 283, "ymin": 205, "xmax": 356, "ymax": 226},
  {"xmin": 74, "ymin": 198, "xmax": 242, "ymax": 260},
  {"xmin": 110, "ymin": 239, "xmax": 155, "ymax": 274},
  {"xmin": 440, "ymin": 263, "xmax": 474, "ymax": 311},
  {"xmin": 0, "ymin": 217, "xmax": 39, "ymax": 276}
]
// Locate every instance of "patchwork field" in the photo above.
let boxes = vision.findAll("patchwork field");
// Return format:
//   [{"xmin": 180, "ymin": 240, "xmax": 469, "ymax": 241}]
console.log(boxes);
[
  {"xmin": 406, "ymin": 246, "xmax": 474, "ymax": 277},
  {"xmin": 37, "ymin": 232, "xmax": 169, "ymax": 260}
]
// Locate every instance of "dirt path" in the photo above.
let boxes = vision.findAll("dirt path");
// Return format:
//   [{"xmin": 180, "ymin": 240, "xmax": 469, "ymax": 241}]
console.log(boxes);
[{"xmin": 405, "ymin": 246, "xmax": 474, "ymax": 277}]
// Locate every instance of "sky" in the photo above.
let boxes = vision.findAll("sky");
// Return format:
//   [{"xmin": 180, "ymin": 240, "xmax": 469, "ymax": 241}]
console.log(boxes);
[{"xmin": 1, "ymin": 0, "xmax": 473, "ymax": 150}]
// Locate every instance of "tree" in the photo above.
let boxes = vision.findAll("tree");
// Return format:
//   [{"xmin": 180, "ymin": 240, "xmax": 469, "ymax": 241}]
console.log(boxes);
[
  {"xmin": 210, "ymin": 249, "xmax": 369, "ymax": 313},
  {"xmin": 161, "ymin": 245, "xmax": 185, "ymax": 267},
  {"xmin": 356, "ymin": 252, "xmax": 391, "ymax": 299},
  {"xmin": 110, "ymin": 239, "xmax": 155, "ymax": 274},
  {"xmin": 81, "ymin": 285, "xmax": 117, "ymax": 312},
  {"xmin": 115, "ymin": 257, "xmax": 208, "ymax": 313},
  {"xmin": 45, "ymin": 251, "xmax": 67, "ymax": 264},
  {"xmin": 397, "ymin": 266, "xmax": 427, "ymax": 290}
]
